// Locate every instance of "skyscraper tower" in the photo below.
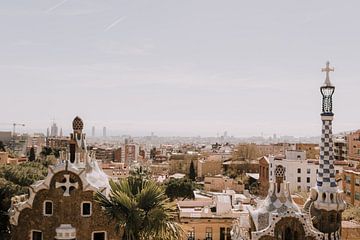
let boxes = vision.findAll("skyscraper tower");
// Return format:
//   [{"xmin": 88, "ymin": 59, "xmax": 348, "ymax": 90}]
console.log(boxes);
[
  {"xmin": 305, "ymin": 62, "xmax": 346, "ymax": 240},
  {"xmin": 103, "ymin": 126, "xmax": 107, "ymax": 138},
  {"xmin": 92, "ymin": 126, "xmax": 95, "ymax": 137},
  {"xmin": 50, "ymin": 122, "xmax": 58, "ymax": 137}
]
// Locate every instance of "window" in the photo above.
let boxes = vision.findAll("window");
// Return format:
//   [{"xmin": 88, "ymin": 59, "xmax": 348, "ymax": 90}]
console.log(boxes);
[
  {"xmin": 226, "ymin": 228, "xmax": 231, "ymax": 240},
  {"xmin": 43, "ymin": 201, "xmax": 53, "ymax": 216},
  {"xmin": 187, "ymin": 229, "xmax": 195, "ymax": 240},
  {"xmin": 32, "ymin": 230, "xmax": 43, "ymax": 240},
  {"xmin": 297, "ymin": 168, "xmax": 301, "ymax": 174},
  {"xmin": 307, "ymin": 186, "xmax": 311, "ymax": 192},
  {"xmin": 205, "ymin": 227, "xmax": 212, "ymax": 239},
  {"xmin": 336, "ymin": 170, "xmax": 340, "ymax": 174},
  {"xmin": 82, "ymin": 202, "xmax": 92, "ymax": 217},
  {"xmin": 346, "ymin": 176, "xmax": 351, "ymax": 184},
  {"xmin": 297, "ymin": 186, "xmax": 301, "ymax": 192},
  {"xmin": 92, "ymin": 231, "xmax": 106, "ymax": 240},
  {"xmin": 307, "ymin": 177, "xmax": 310, "ymax": 183},
  {"xmin": 297, "ymin": 177, "xmax": 301, "ymax": 183},
  {"xmin": 356, "ymin": 178, "xmax": 360, "ymax": 186},
  {"xmin": 220, "ymin": 227, "xmax": 226, "ymax": 240},
  {"xmin": 307, "ymin": 169, "xmax": 311, "ymax": 174},
  {"xmin": 355, "ymin": 192, "xmax": 360, "ymax": 201}
]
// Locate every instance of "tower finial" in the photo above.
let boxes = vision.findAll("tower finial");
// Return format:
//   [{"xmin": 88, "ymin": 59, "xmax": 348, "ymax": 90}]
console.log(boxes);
[{"xmin": 321, "ymin": 61, "xmax": 334, "ymax": 86}]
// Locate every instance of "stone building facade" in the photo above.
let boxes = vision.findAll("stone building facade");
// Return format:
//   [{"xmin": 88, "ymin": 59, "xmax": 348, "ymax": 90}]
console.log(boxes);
[
  {"xmin": 343, "ymin": 167, "xmax": 360, "ymax": 206},
  {"xmin": 10, "ymin": 117, "xmax": 121, "ymax": 240}
]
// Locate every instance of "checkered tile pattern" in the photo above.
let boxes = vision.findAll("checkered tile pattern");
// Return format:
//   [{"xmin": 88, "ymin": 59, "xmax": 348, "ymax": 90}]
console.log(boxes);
[{"xmin": 317, "ymin": 119, "xmax": 337, "ymax": 188}]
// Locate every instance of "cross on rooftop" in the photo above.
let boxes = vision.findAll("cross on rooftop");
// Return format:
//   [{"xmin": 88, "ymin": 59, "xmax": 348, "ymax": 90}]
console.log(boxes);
[
  {"xmin": 321, "ymin": 61, "xmax": 334, "ymax": 86},
  {"xmin": 55, "ymin": 174, "xmax": 79, "ymax": 197}
]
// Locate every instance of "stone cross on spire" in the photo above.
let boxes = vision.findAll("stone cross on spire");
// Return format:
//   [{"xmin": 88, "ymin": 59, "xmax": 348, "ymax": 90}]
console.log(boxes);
[{"xmin": 321, "ymin": 61, "xmax": 334, "ymax": 86}]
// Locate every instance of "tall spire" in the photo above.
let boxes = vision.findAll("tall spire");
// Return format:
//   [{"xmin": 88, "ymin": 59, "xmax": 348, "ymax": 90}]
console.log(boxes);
[
  {"xmin": 318, "ymin": 61, "xmax": 336, "ymax": 188},
  {"xmin": 304, "ymin": 62, "xmax": 346, "ymax": 240}
]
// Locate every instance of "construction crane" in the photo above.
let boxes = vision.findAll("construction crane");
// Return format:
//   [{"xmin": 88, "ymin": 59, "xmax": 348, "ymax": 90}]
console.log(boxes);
[
  {"xmin": 0, "ymin": 123, "xmax": 26, "ymax": 152},
  {"xmin": 12, "ymin": 123, "xmax": 25, "ymax": 137}
]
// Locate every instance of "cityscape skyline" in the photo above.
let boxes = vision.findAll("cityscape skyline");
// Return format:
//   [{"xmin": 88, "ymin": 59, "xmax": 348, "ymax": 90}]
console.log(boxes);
[{"xmin": 1, "ymin": 1, "xmax": 360, "ymax": 137}]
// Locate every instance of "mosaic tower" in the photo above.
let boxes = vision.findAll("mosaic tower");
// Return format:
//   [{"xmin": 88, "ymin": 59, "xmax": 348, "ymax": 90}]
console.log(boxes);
[{"xmin": 305, "ymin": 62, "xmax": 346, "ymax": 240}]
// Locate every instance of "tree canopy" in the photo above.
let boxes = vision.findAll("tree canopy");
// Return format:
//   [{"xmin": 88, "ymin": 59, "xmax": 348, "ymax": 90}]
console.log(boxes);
[
  {"xmin": 28, "ymin": 147, "xmax": 36, "ymax": 162},
  {"xmin": 95, "ymin": 177, "xmax": 183, "ymax": 240},
  {"xmin": 233, "ymin": 144, "xmax": 260, "ymax": 160},
  {"xmin": 0, "ymin": 162, "xmax": 47, "ymax": 239},
  {"xmin": 165, "ymin": 178, "xmax": 195, "ymax": 201},
  {"xmin": 189, "ymin": 161, "xmax": 196, "ymax": 181}
]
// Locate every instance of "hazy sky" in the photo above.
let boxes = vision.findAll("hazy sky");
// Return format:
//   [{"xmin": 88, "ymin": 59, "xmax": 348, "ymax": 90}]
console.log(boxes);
[{"xmin": 1, "ymin": 0, "xmax": 359, "ymax": 137}]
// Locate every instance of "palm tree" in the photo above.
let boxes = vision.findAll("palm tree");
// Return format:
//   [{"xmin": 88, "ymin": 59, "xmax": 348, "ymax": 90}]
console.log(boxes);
[{"xmin": 95, "ymin": 177, "xmax": 183, "ymax": 240}]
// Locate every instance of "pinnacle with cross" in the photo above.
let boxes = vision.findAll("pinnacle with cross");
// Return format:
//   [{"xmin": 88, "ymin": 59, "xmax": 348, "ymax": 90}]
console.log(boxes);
[
  {"xmin": 321, "ymin": 61, "xmax": 334, "ymax": 86},
  {"xmin": 55, "ymin": 174, "xmax": 79, "ymax": 197}
]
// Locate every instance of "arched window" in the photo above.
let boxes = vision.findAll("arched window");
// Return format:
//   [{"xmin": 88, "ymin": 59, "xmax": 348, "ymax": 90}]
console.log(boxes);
[
  {"xmin": 285, "ymin": 227, "xmax": 292, "ymax": 240},
  {"xmin": 322, "ymin": 193, "xmax": 326, "ymax": 201},
  {"xmin": 294, "ymin": 231, "xmax": 298, "ymax": 240}
]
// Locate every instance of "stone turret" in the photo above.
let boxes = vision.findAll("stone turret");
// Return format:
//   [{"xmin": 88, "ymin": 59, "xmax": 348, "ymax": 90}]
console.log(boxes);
[{"xmin": 69, "ymin": 116, "xmax": 88, "ymax": 164}]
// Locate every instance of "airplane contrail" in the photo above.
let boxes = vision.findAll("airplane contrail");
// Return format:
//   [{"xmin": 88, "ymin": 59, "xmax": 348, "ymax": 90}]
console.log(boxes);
[
  {"xmin": 45, "ymin": 0, "xmax": 69, "ymax": 13},
  {"xmin": 104, "ymin": 16, "xmax": 127, "ymax": 32}
]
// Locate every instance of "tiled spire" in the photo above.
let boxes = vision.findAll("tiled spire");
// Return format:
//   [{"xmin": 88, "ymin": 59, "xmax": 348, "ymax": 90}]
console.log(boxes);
[{"xmin": 317, "ymin": 62, "xmax": 336, "ymax": 189}]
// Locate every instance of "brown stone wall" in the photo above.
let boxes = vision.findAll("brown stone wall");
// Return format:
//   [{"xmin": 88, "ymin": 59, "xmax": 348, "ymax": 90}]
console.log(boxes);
[{"xmin": 11, "ymin": 170, "xmax": 121, "ymax": 240}]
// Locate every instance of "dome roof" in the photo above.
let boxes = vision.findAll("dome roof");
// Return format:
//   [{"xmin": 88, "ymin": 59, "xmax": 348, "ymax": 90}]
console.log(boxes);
[{"xmin": 72, "ymin": 116, "xmax": 84, "ymax": 131}]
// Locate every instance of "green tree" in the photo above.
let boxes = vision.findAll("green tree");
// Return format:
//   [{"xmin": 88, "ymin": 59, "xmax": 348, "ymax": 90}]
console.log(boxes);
[
  {"xmin": 189, "ymin": 161, "xmax": 196, "ymax": 181},
  {"xmin": 150, "ymin": 147, "xmax": 156, "ymax": 160},
  {"xmin": 40, "ymin": 146, "xmax": 53, "ymax": 158},
  {"xmin": 165, "ymin": 178, "xmax": 195, "ymax": 201},
  {"xmin": 95, "ymin": 178, "xmax": 183, "ymax": 240},
  {"xmin": 0, "ymin": 141, "xmax": 5, "ymax": 152},
  {"xmin": 0, "ymin": 162, "xmax": 47, "ymax": 239},
  {"xmin": 233, "ymin": 144, "xmax": 260, "ymax": 160},
  {"xmin": 28, "ymin": 147, "xmax": 36, "ymax": 162}
]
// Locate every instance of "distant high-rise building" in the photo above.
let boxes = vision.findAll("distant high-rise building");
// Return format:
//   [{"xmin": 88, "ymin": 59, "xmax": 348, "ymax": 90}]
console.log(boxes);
[
  {"xmin": 92, "ymin": 126, "xmax": 95, "ymax": 137},
  {"xmin": 46, "ymin": 128, "xmax": 50, "ymax": 138},
  {"xmin": 50, "ymin": 123, "xmax": 58, "ymax": 137},
  {"xmin": 224, "ymin": 131, "xmax": 228, "ymax": 138},
  {"xmin": 103, "ymin": 127, "xmax": 106, "ymax": 138},
  {"xmin": 59, "ymin": 128, "xmax": 63, "ymax": 138}
]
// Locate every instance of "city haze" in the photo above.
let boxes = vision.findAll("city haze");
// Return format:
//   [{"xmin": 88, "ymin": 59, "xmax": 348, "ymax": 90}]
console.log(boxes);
[{"xmin": 1, "ymin": 0, "xmax": 359, "ymax": 137}]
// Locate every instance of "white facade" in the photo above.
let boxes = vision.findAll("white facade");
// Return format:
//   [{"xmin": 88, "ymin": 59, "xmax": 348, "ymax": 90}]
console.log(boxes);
[{"xmin": 269, "ymin": 150, "xmax": 344, "ymax": 193}]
